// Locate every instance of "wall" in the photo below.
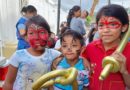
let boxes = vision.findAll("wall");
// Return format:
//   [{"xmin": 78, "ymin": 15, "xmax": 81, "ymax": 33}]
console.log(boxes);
[
  {"xmin": 0, "ymin": 0, "xmax": 21, "ymax": 58},
  {"xmin": 0, "ymin": 0, "xmax": 20, "ymax": 43}
]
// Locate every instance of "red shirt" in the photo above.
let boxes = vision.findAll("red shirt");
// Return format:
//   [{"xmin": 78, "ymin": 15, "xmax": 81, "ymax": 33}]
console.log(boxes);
[{"xmin": 82, "ymin": 39, "xmax": 130, "ymax": 90}]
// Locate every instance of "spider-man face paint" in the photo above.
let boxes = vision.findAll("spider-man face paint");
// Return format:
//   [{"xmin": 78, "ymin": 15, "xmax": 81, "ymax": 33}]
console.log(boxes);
[
  {"xmin": 98, "ymin": 16, "xmax": 122, "ymax": 30},
  {"xmin": 27, "ymin": 24, "xmax": 49, "ymax": 48}
]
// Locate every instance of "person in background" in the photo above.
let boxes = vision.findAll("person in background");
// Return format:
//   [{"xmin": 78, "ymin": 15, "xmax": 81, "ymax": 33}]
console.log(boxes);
[
  {"xmin": 54, "ymin": 27, "xmax": 68, "ymax": 50},
  {"xmin": 67, "ymin": 5, "xmax": 86, "ymax": 36},
  {"xmin": 54, "ymin": 21, "xmax": 68, "ymax": 50},
  {"xmin": 80, "ymin": 10, "xmax": 88, "ymax": 30},
  {"xmin": 54, "ymin": 30, "xmax": 89, "ymax": 90},
  {"xmin": 3, "ymin": 15, "xmax": 61, "ymax": 90},
  {"xmin": 86, "ymin": 13, "xmax": 92, "ymax": 26},
  {"xmin": 16, "ymin": 5, "xmax": 37, "ymax": 50},
  {"xmin": 81, "ymin": 10, "xmax": 90, "ymax": 25},
  {"xmin": 82, "ymin": 4, "xmax": 130, "ymax": 90},
  {"xmin": 47, "ymin": 32, "xmax": 57, "ymax": 48},
  {"xmin": 85, "ymin": 23, "xmax": 97, "ymax": 45}
]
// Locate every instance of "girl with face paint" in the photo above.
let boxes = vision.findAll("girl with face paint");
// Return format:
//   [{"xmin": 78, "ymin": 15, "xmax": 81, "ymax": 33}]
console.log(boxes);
[
  {"xmin": 3, "ymin": 15, "xmax": 61, "ymax": 90},
  {"xmin": 53, "ymin": 30, "xmax": 89, "ymax": 90},
  {"xmin": 82, "ymin": 4, "xmax": 130, "ymax": 90}
]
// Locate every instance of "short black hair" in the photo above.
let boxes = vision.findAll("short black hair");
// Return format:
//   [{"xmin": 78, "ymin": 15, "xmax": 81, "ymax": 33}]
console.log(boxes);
[
  {"xmin": 21, "ymin": 6, "xmax": 27, "ymax": 13},
  {"xmin": 96, "ymin": 4, "xmax": 129, "ymax": 26},
  {"xmin": 26, "ymin": 5, "xmax": 37, "ymax": 13},
  {"xmin": 60, "ymin": 30, "xmax": 85, "ymax": 46}
]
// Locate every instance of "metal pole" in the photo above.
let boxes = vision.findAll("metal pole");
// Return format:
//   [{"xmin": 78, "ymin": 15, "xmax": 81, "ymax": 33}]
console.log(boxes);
[
  {"xmin": 108, "ymin": 0, "xmax": 111, "ymax": 5},
  {"xmin": 80, "ymin": 0, "xmax": 81, "ymax": 7},
  {"xmin": 56, "ymin": 0, "xmax": 61, "ymax": 35}
]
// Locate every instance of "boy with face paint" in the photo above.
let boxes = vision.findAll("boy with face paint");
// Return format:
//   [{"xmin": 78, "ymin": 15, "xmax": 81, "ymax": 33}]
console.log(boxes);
[
  {"xmin": 53, "ymin": 30, "xmax": 89, "ymax": 90},
  {"xmin": 3, "ymin": 15, "xmax": 61, "ymax": 90}
]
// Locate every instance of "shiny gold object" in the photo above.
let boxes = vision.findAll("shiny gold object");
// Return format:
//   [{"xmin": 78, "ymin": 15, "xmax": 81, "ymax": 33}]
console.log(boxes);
[
  {"xmin": 99, "ymin": 27, "xmax": 130, "ymax": 80},
  {"xmin": 32, "ymin": 67, "xmax": 78, "ymax": 90}
]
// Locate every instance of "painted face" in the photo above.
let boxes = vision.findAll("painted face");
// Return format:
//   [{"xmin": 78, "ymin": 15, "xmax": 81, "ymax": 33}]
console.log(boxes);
[
  {"xmin": 98, "ymin": 16, "xmax": 122, "ymax": 44},
  {"xmin": 98, "ymin": 16, "xmax": 122, "ymax": 30},
  {"xmin": 27, "ymin": 23, "xmax": 49, "ymax": 49},
  {"xmin": 61, "ymin": 35, "xmax": 82, "ymax": 61}
]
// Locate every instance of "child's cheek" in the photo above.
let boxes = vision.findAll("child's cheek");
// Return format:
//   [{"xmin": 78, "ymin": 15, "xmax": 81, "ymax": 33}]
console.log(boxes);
[
  {"xmin": 29, "ymin": 39, "xmax": 37, "ymax": 48},
  {"xmin": 39, "ymin": 33, "xmax": 49, "ymax": 40},
  {"xmin": 27, "ymin": 35, "xmax": 38, "ymax": 48}
]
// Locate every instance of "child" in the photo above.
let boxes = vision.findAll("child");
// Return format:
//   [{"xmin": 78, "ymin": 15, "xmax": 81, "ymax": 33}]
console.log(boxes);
[
  {"xmin": 16, "ymin": 5, "xmax": 37, "ymax": 50},
  {"xmin": 82, "ymin": 4, "xmax": 130, "ymax": 90},
  {"xmin": 3, "ymin": 15, "xmax": 61, "ymax": 90},
  {"xmin": 54, "ymin": 30, "xmax": 89, "ymax": 90}
]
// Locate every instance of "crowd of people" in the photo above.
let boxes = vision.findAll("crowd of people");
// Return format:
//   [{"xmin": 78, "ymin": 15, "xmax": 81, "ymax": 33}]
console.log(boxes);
[{"xmin": 2, "ymin": 4, "xmax": 130, "ymax": 90}]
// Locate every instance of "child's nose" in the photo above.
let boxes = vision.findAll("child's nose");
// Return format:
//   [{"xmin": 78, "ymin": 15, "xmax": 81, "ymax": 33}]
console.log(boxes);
[
  {"xmin": 67, "ymin": 46, "xmax": 72, "ymax": 51},
  {"xmin": 103, "ymin": 26, "xmax": 110, "ymax": 32},
  {"xmin": 35, "ymin": 33, "xmax": 40, "ymax": 39}
]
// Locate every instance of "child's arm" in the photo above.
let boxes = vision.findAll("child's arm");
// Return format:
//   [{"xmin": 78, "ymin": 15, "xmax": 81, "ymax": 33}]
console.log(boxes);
[
  {"xmin": 51, "ymin": 54, "xmax": 64, "ymax": 70},
  {"xmin": 112, "ymin": 52, "xmax": 130, "ymax": 89},
  {"xmin": 3, "ymin": 65, "xmax": 18, "ymax": 90},
  {"xmin": 81, "ymin": 57, "xmax": 90, "ymax": 70}
]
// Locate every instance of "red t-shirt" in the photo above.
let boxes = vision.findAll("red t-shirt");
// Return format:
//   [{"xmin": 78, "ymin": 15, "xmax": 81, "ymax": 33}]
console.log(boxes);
[{"xmin": 82, "ymin": 39, "xmax": 130, "ymax": 90}]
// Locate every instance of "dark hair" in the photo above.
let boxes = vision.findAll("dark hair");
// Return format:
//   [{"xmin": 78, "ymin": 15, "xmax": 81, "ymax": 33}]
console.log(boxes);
[
  {"xmin": 26, "ymin": 15, "xmax": 51, "ymax": 34},
  {"xmin": 84, "ymin": 10, "xmax": 89, "ymax": 16},
  {"xmin": 60, "ymin": 30, "xmax": 85, "ymax": 46},
  {"xmin": 60, "ymin": 21, "xmax": 67, "ymax": 27},
  {"xmin": 67, "ymin": 5, "xmax": 81, "ymax": 27},
  {"xmin": 88, "ymin": 27, "xmax": 97, "ymax": 43},
  {"xmin": 96, "ymin": 4, "xmax": 129, "ymax": 26},
  {"xmin": 58, "ymin": 26, "xmax": 68, "ymax": 38},
  {"xmin": 21, "ymin": 6, "xmax": 27, "ymax": 14},
  {"xmin": 60, "ymin": 27, "xmax": 68, "ymax": 35},
  {"xmin": 26, "ymin": 5, "xmax": 37, "ymax": 13}
]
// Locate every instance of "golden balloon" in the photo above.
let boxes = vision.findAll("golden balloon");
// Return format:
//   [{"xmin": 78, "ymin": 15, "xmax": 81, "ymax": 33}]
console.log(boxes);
[
  {"xmin": 99, "ymin": 27, "xmax": 130, "ymax": 80},
  {"xmin": 32, "ymin": 67, "xmax": 78, "ymax": 90}
]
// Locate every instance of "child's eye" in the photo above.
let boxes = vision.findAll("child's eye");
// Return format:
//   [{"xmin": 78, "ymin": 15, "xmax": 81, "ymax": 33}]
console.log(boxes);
[
  {"xmin": 28, "ymin": 32, "xmax": 34, "ymax": 35},
  {"xmin": 98, "ymin": 24, "xmax": 104, "ymax": 27},
  {"xmin": 62, "ymin": 45, "xmax": 67, "ymax": 48},
  {"xmin": 109, "ymin": 23, "xmax": 116, "ymax": 26},
  {"xmin": 72, "ymin": 45, "xmax": 77, "ymax": 47},
  {"xmin": 108, "ymin": 22, "xmax": 121, "ymax": 28},
  {"xmin": 40, "ymin": 31, "xmax": 45, "ymax": 34}
]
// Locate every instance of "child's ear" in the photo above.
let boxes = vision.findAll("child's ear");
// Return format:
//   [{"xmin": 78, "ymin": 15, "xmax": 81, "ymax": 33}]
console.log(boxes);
[{"xmin": 122, "ymin": 24, "xmax": 128, "ymax": 32}]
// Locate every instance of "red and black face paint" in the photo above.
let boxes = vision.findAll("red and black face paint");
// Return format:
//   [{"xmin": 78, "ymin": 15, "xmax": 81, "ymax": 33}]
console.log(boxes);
[
  {"xmin": 27, "ymin": 24, "xmax": 49, "ymax": 48},
  {"xmin": 98, "ymin": 17, "xmax": 122, "ymax": 30}
]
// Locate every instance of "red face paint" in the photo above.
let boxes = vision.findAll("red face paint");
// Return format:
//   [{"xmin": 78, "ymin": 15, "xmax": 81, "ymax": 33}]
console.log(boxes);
[
  {"xmin": 98, "ymin": 16, "xmax": 122, "ymax": 30},
  {"xmin": 27, "ymin": 24, "xmax": 49, "ymax": 48}
]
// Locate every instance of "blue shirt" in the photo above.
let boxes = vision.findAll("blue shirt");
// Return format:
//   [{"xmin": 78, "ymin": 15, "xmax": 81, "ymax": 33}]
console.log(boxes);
[
  {"xmin": 16, "ymin": 17, "xmax": 30, "ymax": 50},
  {"xmin": 54, "ymin": 57, "xmax": 89, "ymax": 90}
]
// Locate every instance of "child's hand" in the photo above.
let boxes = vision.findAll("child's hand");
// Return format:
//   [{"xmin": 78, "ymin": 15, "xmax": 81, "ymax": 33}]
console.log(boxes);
[
  {"xmin": 111, "ymin": 51, "xmax": 128, "ymax": 74},
  {"xmin": 51, "ymin": 54, "xmax": 64, "ymax": 70}
]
